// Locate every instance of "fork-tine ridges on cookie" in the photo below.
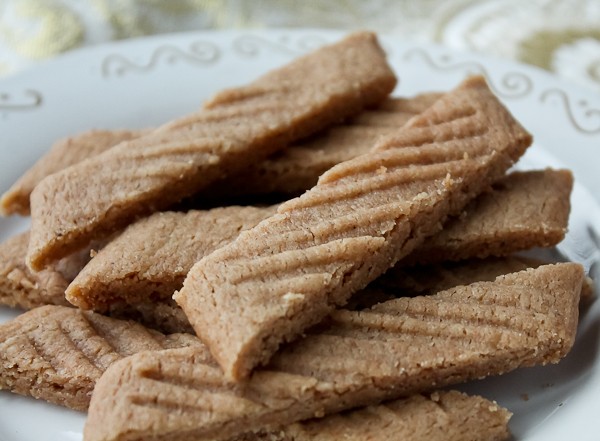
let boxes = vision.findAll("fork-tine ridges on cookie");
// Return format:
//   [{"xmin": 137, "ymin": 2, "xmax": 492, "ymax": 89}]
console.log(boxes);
[
  {"xmin": 345, "ymin": 255, "xmax": 547, "ymax": 310},
  {"xmin": 205, "ymin": 93, "xmax": 442, "ymax": 199},
  {"xmin": 0, "ymin": 129, "xmax": 148, "ymax": 216},
  {"xmin": 26, "ymin": 32, "xmax": 397, "ymax": 270},
  {"xmin": 86, "ymin": 263, "xmax": 582, "ymax": 441},
  {"xmin": 255, "ymin": 391, "xmax": 511, "ymax": 441},
  {"xmin": 0, "ymin": 305, "xmax": 201, "ymax": 411},
  {"xmin": 111, "ymin": 253, "xmax": 583, "ymax": 334},
  {"xmin": 174, "ymin": 76, "xmax": 533, "ymax": 380},
  {"xmin": 0, "ymin": 312, "xmax": 511, "ymax": 441},
  {"xmin": 0, "ymin": 169, "xmax": 569, "ymax": 324},
  {"xmin": 0, "ymin": 94, "xmax": 438, "ymax": 220},
  {"xmin": 67, "ymin": 169, "xmax": 569, "ymax": 313}
]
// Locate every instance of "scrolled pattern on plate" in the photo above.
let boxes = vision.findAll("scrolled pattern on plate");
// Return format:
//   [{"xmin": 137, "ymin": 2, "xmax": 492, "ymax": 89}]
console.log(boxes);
[
  {"xmin": 539, "ymin": 88, "xmax": 600, "ymax": 135},
  {"xmin": 1, "ymin": 29, "xmax": 600, "ymax": 441},
  {"xmin": 232, "ymin": 34, "xmax": 329, "ymax": 57},
  {"xmin": 101, "ymin": 41, "xmax": 221, "ymax": 78},
  {"xmin": 402, "ymin": 48, "xmax": 533, "ymax": 99},
  {"xmin": 0, "ymin": 90, "xmax": 43, "ymax": 112}
]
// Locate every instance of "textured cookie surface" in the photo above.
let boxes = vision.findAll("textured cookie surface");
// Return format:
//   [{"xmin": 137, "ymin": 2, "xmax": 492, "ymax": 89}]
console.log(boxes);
[
  {"xmin": 27, "ymin": 32, "xmax": 396, "ymax": 270},
  {"xmin": 66, "ymin": 205, "xmax": 276, "ymax": 311},
  {"xmin": 1, "ymin": 169, "xmax": 570, "ymax": 325},
  {"xmin": 86, "ymin": 263, "xmax": 582, "ymax": 441},
  {"xmin": 407, "ymin": 169, "xmax": 572, "ymax": 264},
  {"xmin": 0, "ymin": 129, "xmax": 146, "ymax": 216},
  {"xmin": 68, "ymin": 169, "xmax": 567, "ymax": 318},
  {"xmin": 0, "ymin": 94, "xmax": 436, "ymax": 221},
  {"xmin": 0, "ymin": 230, "xmax": 108, "ymax": 310},
  {"xmin": 0, "ymin": 232, "xmax": 83, "ymax": 309},
  {"xmin": 264, "ymin": 391, "xmax": 511, "ymax": 441},
  {"xmin": 0, "ymin": 308, "xmax": 511, "ymax": 440},
  {"xmin": 205, "ymin": 93, "xmax": 441, "ymax": 199},
  {"xmin": 346, "ymin": 255, "xmax": 548, "ymax": 310},
  {"xmin": 175, "ymin": 76, "xmax": 533, "ymax": 380},
  {"xmin": 0, "ymin": 305, "xmax": 200, "ymax": 411}
]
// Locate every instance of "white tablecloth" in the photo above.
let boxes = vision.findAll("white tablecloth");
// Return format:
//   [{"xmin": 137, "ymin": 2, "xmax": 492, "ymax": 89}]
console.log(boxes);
[{"xmin": 1, "ymin": 0, "xmax": 599, "ymax": 93}]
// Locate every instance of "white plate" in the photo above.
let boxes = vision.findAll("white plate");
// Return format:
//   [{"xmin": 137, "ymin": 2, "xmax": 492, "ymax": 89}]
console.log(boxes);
[{"xmin": 1, "ymin": 29, "xmax": 599, "ymax": 441}]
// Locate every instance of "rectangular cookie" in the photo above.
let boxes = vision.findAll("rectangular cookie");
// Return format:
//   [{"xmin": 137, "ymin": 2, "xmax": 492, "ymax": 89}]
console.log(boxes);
[
  {"xmin": 345, "ymin": 255, "xmax": 549, "ymax": 310},
  {"xmin": 203, "ymin": 93, "xmax": 443, "ymax": 200},
  {"xmin": 0, "ymin": 130, "xmax": 147, "ymax": 216},
  {"xmin": 0, "ymin": 94, "xmax": 438, "ymax": 218},
  {"xmin": 406, "ymin": 168, "xmax": 573, "ymax": 264},
  {"xmin": 0, "ymin": 308, "xmax": 512, "ymax": 441},
  {"xmin": 174, "ymin": 75, "xmax": 533, "ymax": 380},
  {"xmin": 0, "ymin": 231, "xmax": 85, "ymax": 309},
  {"xmin": 65, "ymin": 168, "xmax": 571, "ymax": 316},
  {"xmin": 110, "ymin": 253, "xmax": 592, "ymax": 334},
  {"xmin": 254, "ymin": 391, "xmax": 511, "ymax": 441},
  {"xmin": 66, "ymin": 205, "xmax": 276, "ymax": 311},
  {"xmin": 0, "ymin": 168, "xmax": 573, "ymax": 326},
  {"xmin": 0, "ymin": 305, "xmax": 201, "ymax": 411},
  {"xmin": 0, "ymin": 230, "xmax": 110, "ymax": 310},
  {"xmin": 26, "ymin": 32, "xmax": 397, "ymax": 270},
  {"xmin": 85, "ymin": 263, "xmax": 583, "ymax": 441}
]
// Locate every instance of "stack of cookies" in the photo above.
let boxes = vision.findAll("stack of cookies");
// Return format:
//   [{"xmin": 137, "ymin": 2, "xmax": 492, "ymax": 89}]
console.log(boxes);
[{"xmin": 0, "ymin": 32, "xmax": 590, "ymax": 441}]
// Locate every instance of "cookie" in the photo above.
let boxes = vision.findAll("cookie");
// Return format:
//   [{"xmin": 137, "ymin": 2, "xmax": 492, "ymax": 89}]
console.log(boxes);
[
  {"xmin": 0, "ymin": 305, "xmax": 200, "ymax": 411},
  {"xmin": 26, "ymin": 32, "xmax": 397, "ymax": 270},
  {"xmin": 66, "ymin": 205, "xmax": 276, "ymax": 311},
  {"xmin": 407, "ymin": 169, "xmax": 572, "ymax": 264},
  {"xmin": 0, "ymin": 94, "xmax": 438, "ymax": 220},
  {"xmin": 345, "ymin": 255, "xmax": 548, "ymax": 310},
  {"xmin": 269, "ymin": 391, "xmax": 511, "ymax": 441},
  {"xmin": 206, "ymin": 93, "xmax": 441, "ymax": 199},
  {"xmin": 85, "ymin": 263, "xmax": 582, "ymax": 441},
  {"xmin": 0, "ymin": 232, "xmax": 85, "ymax": 309},
  {"xmin": 0, "ymin": 130, "xmax": 147, "ymax": 216},
  {"xmin": 0, "ymin": 230, "xmax": 109, "ymax": 310},
  {"xmin": 1, "ymin": 168, "xmax": 571, "ymax": 325},
  {"xmin": 0, "ymin": 309, "xmax": 511, "ymax": 441},
  {"xmin": 174, "ymin": 75, "xmax": 533, "ymax": 380}
]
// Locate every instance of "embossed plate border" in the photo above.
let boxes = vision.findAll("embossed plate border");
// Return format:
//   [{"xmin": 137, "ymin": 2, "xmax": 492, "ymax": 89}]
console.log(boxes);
[{"xmin": 0, "ymin": 29, "xmax": 599, "ymax": 441}]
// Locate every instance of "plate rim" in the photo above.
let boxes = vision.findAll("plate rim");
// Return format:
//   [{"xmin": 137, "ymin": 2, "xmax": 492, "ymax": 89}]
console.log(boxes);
[{"xmin": 0, "ymin": 27, "xmax": 599, "ymax": 441}]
